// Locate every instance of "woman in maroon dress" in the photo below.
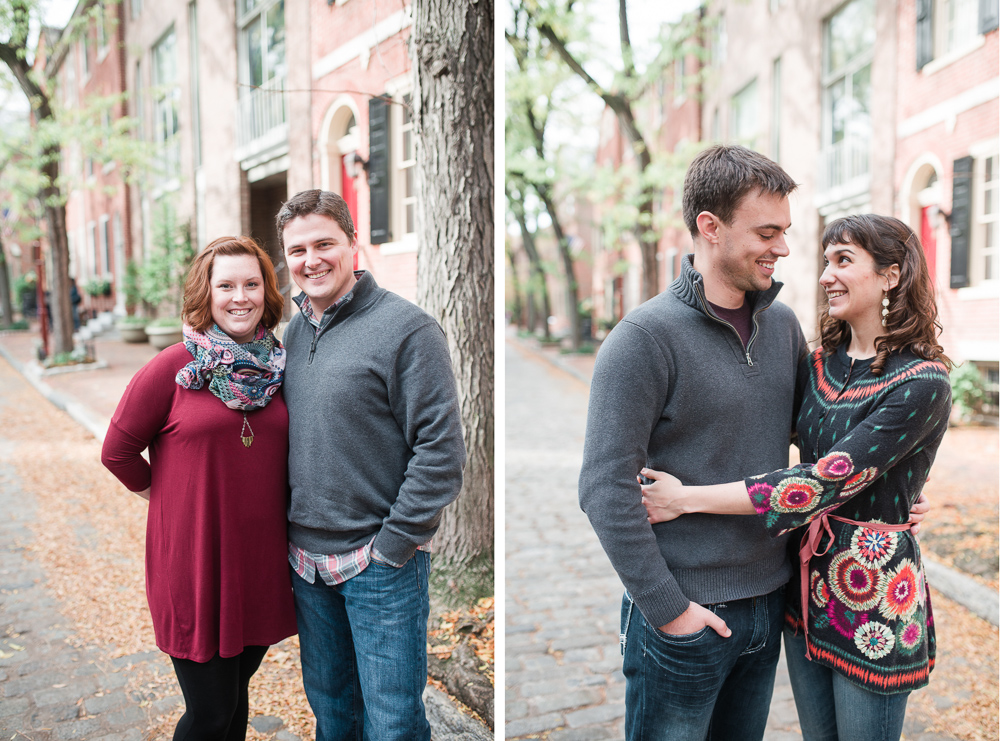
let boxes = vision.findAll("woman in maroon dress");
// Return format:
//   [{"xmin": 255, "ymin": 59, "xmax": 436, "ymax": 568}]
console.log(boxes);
[{"xmin": 102, "ymin": 236, "xmax": 297, "ymax": 740}]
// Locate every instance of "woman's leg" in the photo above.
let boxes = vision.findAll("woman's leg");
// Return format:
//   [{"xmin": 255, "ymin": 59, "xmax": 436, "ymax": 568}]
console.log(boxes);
[
  {"xmin": 783, "ymin": 630, "xmax": 838, "ymax": 741},
  {"xmin": 785, "ymin": 629, "xmax": 910, "ymax": 741},
  {"xmin": 225, "ymin": 646, "xmax": 269, "ymax": 741},
  {"xmin": 171, "ymin": 647, "xmax": 268, "ymax": 741},
  {"xmin": 832, "ymin": 670, "xmax": 909, "ymax": 741}
]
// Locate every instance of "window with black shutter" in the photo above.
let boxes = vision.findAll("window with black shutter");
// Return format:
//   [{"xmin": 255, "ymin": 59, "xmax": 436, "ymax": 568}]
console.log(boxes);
[
  {"xmin": 950, "ymin": 156, "xmax": 974, "ymax": 289},
  {"xmin": 916, "ymin": 0, "xmax": 933, "ymax": 70},
  {"xmin": 980, "ymin": 0, "xmax": 999, "ymax": 34},
  {"xmin": 369, "ymin": 96, "xmax": 391, "ymax": 245}
]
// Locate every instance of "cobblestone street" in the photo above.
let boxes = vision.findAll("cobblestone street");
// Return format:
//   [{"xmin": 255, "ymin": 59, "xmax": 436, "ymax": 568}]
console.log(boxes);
[{"xmin": 504, "ymin": 338, "xmax": 992, "ymax": 740}]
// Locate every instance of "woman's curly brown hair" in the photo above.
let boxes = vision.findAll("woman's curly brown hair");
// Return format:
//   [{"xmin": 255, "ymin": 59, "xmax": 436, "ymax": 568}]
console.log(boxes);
[{"xmin": 819, "ymin": 214, "xmax": 951, "ymax": 375}]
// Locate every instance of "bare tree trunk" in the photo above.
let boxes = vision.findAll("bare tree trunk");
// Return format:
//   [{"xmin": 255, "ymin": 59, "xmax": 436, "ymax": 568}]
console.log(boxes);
[
  {"xmin": 44, "ymin": 191, "xmax": 74, "ymax": 354},
  {"xmin": 506, "ymin": 243, "xmax": 524, "ymax": 328},
  {"xmin": 507, "ymin": 186, "xmax": 552, "ymax": 338},
  {"xmin": 0, "ymin": 235, "xmax": 13, "ymax": 328},
  {"xmin": 411, "ymin": 0, "xmax": 494, "ymax": 607},
  {"xmin": 536, "ymin": 184, "xmax": 580, "ymax": 349}
]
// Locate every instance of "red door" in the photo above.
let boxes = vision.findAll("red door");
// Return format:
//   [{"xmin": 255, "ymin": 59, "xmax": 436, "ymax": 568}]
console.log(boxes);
[
  {"xmin": 920, "ymin": 206, "xmax": 937, "ymax": 283},
  {"xmin": 341, "ymin": 158, "xmax": 359, "ymax": 269}
]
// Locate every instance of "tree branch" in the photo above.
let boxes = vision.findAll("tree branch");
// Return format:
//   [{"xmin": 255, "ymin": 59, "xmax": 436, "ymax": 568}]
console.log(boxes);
[
  {"xmin": 536, "ymin": 22, "xmax": 608, "ymax": 101},
  {"xmin": 619, "ymin": 0, "xmax": 636, "ymax": 80}
]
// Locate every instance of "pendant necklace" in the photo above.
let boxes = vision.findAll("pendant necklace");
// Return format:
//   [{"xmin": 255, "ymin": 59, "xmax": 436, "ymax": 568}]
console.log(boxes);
[{"xmin": 241, "ymin": 410, "xmax": 254, "ymax": 448}]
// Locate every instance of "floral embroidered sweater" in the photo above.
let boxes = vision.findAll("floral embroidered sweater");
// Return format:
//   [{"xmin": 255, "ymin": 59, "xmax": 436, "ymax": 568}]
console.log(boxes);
[{"xmin": 746, "ymin": 344, "xmax": 951, "ymax": 695}]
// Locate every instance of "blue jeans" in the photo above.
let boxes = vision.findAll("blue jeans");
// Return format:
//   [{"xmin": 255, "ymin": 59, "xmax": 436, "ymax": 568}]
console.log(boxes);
[
  {"xmin": 292, "ymin": 551, "xmax": 431, "ymax": 741},
  {"xmin": 784, "ymin": 630, "xmax": 909, "ymax": 741},
  {"xmin": 621, "ymin": 588, "xmax": 784, "ymax": 741}
]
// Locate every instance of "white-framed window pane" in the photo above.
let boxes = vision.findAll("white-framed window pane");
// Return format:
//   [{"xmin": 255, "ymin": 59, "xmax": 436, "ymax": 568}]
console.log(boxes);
[
  {"xmin": 397, "ymin": 93, "xmax": 417, "ymax": 234},
  {"xmin": 265, "ymin": 2, "xmax": 286, "ymax": 82},
  {"xmin": 825, "ymin": 0, "xmax": 875, "ymax": 75},
  {"xmin": 152, "ymin": 29, "xmax": 180, "ymax": 181},
  {"xmin": 97, "ymin": 2, "xmax": 107, "ymax": 53},
  {"xmin": 982, "ymin": 154, "xmax": 999, "ymax": 281},
  {"xmin": 245, "ymin": 23, "xmax": 263, "ymax": 87},
  {"xmin": 712, "ymin": 14, "xmax": 726, "ymax": 66},
  {"xmin": 771, "ymin": 57, "xmax": 781, "ymax": 161},
  {"xmin": 946, "ymin": 0, "xmax": 978, "ymax": 53},
  {"xmin": 730, "ymin": 79, "xmax": 758, "ymax": 144}
]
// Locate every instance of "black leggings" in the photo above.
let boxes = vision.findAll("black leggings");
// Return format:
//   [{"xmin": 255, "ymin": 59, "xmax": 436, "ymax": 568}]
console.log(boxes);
[{"xmin": 170, "ymin": 645, "xmax": 269, "ymax": 741}]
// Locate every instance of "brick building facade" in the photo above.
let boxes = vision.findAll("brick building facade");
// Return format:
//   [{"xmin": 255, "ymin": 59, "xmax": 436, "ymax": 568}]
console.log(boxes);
[
  {"xmin": 47, "ymin": 0, "xmax": 426, "ymax": 327},
  {"xmin": 546, "ymin": 0, "xmax": 997, "ymax": 403}
]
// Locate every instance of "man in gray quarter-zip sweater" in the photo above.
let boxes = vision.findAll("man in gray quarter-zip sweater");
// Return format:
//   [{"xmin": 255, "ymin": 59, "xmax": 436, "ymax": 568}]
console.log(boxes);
[
  {"xmin": 579, "ymin": 146, "xmax": 806, "ymax": 740},
  {"xmin": 276, "ymin": 190, "xmax": 465, "ymax": 741}
]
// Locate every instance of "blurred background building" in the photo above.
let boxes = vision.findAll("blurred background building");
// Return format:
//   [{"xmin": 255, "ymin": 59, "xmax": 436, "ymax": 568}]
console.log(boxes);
[
  {"xmin": 506, "ymin": 0, "xmax": 998, "ymax": 415},
  {"xmin": 22, "ymin": 0, "xmax": 422, "ymax": 328}
]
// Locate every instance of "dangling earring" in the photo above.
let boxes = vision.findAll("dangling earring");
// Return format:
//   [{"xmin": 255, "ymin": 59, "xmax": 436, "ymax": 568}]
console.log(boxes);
[{"xmin": 881, "ymin": 290, "xmax": 890, "ymax": 328}]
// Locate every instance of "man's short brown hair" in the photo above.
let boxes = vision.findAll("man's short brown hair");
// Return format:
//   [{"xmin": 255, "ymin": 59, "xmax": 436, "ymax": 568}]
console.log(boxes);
[
  {"xmin": 681, "ymin": 145, "xmax": 798, "ymax": 237},
  {"xmin": 275, "ymin": 190, "xmax": 356, "ymax": 251}
]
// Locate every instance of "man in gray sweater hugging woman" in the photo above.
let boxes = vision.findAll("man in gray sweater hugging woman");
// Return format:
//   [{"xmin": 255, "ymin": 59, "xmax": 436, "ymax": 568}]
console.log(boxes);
[
  {"xmin": 580, "ymin": 146, "xmax": 804, "ymax": 740},
  {"xmin": 276, "ymin": 190, "xmax": 466, "ymax": 741}
]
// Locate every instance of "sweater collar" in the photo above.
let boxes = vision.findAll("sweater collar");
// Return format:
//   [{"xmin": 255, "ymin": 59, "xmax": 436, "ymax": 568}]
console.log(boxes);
[
  {"xmin": 672, "ymin": 253, "xmax": 784, "ymax": 317},
  {"xmin": 292, "ymin": 270, "xmax": 380, "ymax": 323}
]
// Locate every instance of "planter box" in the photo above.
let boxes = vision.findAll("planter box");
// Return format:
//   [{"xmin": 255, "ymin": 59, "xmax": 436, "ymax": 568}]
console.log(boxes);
[
  {"xmin": 145, "ymin": 325, "xmax": 183, "ymax": 350},
  {"xmin": 119, "ymin": 325, "xmax": 149, "ymax": 344}
]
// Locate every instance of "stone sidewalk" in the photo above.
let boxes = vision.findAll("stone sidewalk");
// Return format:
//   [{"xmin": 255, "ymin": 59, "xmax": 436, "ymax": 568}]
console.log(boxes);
[{"xmin": 504, "ymin": 338, "xmax": 977, "ymax": 741}]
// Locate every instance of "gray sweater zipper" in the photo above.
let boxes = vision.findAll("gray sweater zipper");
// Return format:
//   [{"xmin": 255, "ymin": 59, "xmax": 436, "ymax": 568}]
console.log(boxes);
[
  {"xmin": 307, "ymin": 302, "xmax": 349, "ymax": 365},
  {"xmin": 694, "ymin": 285, "xmax": 771, "ymax": 367}
]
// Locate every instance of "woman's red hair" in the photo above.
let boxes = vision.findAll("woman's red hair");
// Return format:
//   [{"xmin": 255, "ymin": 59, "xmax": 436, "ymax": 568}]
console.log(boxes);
[{"xmin": 182, "ymin": 236, "xmax": 284, "ymax": 333}]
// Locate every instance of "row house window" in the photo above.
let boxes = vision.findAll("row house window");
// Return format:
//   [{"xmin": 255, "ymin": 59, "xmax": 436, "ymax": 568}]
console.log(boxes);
[
  {"xmin": 730, "ymin": 78, "xmax": 758, "ymax": 149},
  {"xmin": 981, "ymin": 154, "xmax": 999, "ymax": 282},
  {"xmin": 770, "ymin": 57, "xmax": 781, "ymax": 163},
  {"xmin": 917, "ymin": 0, "xmax": 998, "ymax": 69},
  {"xmin": 96, "ymin": 1, "xmax": 109, "ymax": 62},
  {"xmin": 237, "ymin": 0, "xmax": 286, "ymax": 149},
  {"xmin": 81, "ymin": 27, "xmax": 92, "ymax": 81},
  {"xmin": 399, "ymin": 94, "xmax": 417, "ymax": 237},
  {"xmin": 241, "ymin": 0, "xmax": 286, "ymax": 89},
  {"xmin": 710, "ymin": 13, "xmax": 726, "ymax": 67},
  {"xmin": 152, "ymin": 28, "xmax": 181, "ymax": 185},
  {"xmin": 949, "ymin": 149, "xmax": 999, "ymax": 288},
  {"xmin": 819, "ymin": 0, "xmax": 874, "ymax": 195},
  {"xmin": 369, "ymin": 90, "xmax": 418, "ymax": 245}
]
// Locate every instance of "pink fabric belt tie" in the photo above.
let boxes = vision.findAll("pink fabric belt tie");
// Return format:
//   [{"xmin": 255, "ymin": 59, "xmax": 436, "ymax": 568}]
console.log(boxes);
[{"xmin": 798, "ymin": 512, "xmax": 912, "ymax": 660}]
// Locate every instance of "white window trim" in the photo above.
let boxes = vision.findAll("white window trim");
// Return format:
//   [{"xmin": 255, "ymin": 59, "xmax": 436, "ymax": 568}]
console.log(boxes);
[
  {"xmin": 729, "ymin": 77, "xmax": 759, "ymax": 147},
  {"xmin": 932, "ymin": 0, "xmax": 980, "ymax": 63},
  {"xmin": 968, "ymin": 144, "xmax": 1000, "ymax": 286},
  {"xmin": 382, "ymin": 74, "xmax": 419, "ymax": 253},
  {"xmin": 99, "ymin": 214, "xmax": 111, "ymax": 276},
  {"xmin": 920, "ymin": 33, "xmax": 985, "ymax": 76},
  {"xmin": 152, "ymin": 28, "xmax": 181, "ymax": 186},
  {"xmin": 80, "ymin": 37, "xmax": 91, "ymax": 83},
  {"xmin": 86, "ymin": 221, "xmax": 96, "ymax": 281},
  {"xmin": 312, "ymin": 8, "xmax": 413, "ymax": 80},
  {"xmin": 96, "ymin": 2, "xmax": 109, "ymax": 63}
]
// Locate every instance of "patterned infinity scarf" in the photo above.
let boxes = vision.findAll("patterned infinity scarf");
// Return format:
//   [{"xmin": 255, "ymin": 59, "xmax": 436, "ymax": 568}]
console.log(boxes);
[{"xmin": 175, "ymin": 323, "xmax": 285, "ymax": 410}]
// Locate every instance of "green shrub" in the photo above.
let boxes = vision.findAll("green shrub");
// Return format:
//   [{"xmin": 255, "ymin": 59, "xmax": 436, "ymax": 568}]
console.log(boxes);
[{"xmin": 950, "ymin": 363, "xmax": 986, "ymax": 419}]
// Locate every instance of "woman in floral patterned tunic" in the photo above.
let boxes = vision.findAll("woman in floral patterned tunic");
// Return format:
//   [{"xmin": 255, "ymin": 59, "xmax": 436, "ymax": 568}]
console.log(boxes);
[{"xmin": 641, "ymin": 214, "xmax": 952, "ymax": 741}]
